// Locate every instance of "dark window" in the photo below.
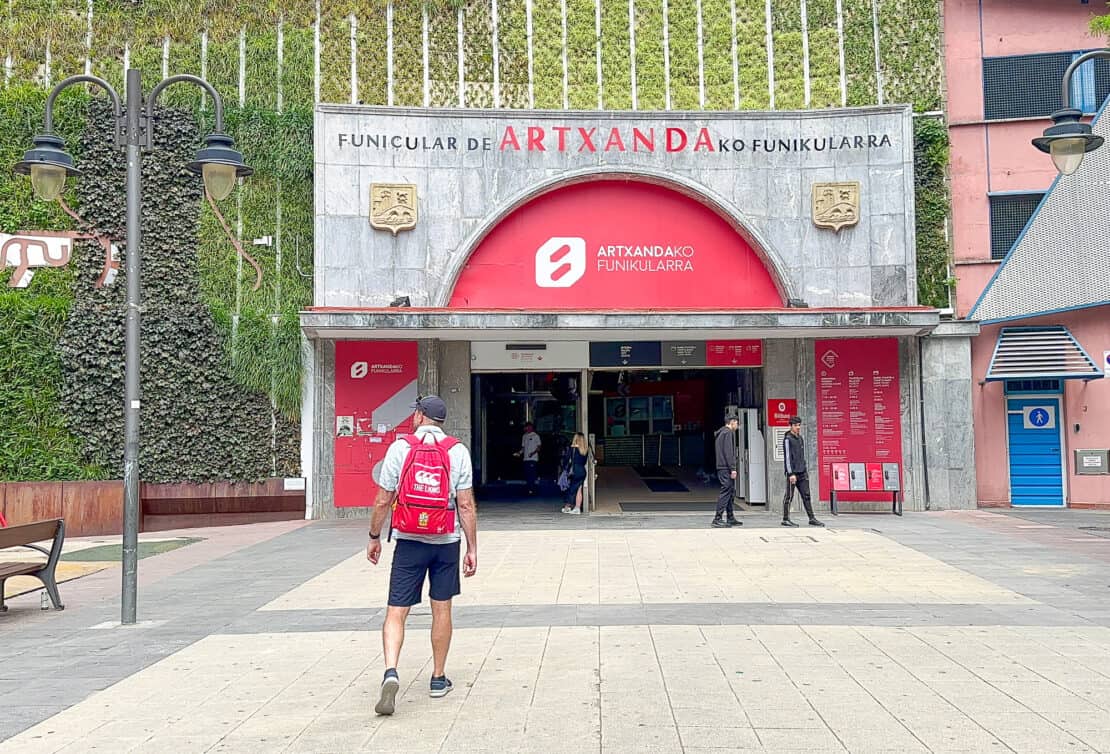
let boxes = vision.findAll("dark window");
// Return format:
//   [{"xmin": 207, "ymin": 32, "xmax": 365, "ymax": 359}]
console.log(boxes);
[
  {"xmin": 989, "ymin": 193, "xmax": 1044, "ymax": 260},
  {"xmin": 1005, "ymin": 379, "xmax": 1062, "ymax": 394},
  {"xmin": 983, "ymin": 51, "xmax": 1110, "ymax": 120}
]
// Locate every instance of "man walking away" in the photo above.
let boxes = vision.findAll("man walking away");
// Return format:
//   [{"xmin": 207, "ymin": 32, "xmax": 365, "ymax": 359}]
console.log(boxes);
[
  {"xmin": 367, "ymin": 395, "xmax": 478, "ymax": 715},
  {"xmin": 782, "ymin": 415, "xmax": 823, "ymax": 527},
  {"xmin": 712, "ymin": 413, "xmax": 743, "ymax": 528},
  {"xmin": 518, "ymin": 422, "xmax": 542, "ymax": 496}
]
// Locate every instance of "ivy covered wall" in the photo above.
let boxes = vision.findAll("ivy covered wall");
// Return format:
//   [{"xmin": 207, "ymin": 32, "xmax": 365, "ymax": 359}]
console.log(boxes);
[{"xmin": 1, "ymin": 0, "xmax": 950, "ymax": 482}]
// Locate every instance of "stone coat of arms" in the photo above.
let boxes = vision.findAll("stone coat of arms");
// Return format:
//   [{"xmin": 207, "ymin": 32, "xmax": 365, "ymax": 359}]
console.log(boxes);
[
  {"xmin": 370, "ymin": 183, "xmax": 418, "ymax": 235},
  {"xmin": 812, "ymin": 181, "xmax": 861, "ymax": 232}
]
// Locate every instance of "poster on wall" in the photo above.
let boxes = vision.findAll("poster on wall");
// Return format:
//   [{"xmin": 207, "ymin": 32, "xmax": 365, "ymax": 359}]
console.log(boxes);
[
  {"xmin": 814, "ymin": 338, "xmax": 903, "ymax": 502},
  {"xmin": 334, "ymin": 341, "xmax": 418, "ymax": 508}
]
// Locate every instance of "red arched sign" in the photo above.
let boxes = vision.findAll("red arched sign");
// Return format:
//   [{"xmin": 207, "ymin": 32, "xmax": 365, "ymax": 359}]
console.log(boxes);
[{"xmin": 447, "ymin": 180, "xmax": 783, "ymax": 309}]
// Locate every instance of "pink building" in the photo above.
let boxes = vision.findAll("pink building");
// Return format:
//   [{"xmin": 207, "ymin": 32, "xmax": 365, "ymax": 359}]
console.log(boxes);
[{"xmin": 946, "ymin": 0, "xmax": 1110, "ymax": 508}]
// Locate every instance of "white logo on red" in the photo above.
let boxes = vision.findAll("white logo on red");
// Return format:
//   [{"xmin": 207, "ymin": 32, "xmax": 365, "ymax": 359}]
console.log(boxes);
[
  {"xmin": 535, "ymin": 237, "xmax": 586, "ymax": 288},
  {"xmin": 414, "ymin": 470, "xmax": 442, "ymax": 492}
]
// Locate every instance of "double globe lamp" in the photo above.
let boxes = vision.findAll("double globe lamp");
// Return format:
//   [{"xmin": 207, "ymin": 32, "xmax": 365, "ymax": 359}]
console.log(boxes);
[{"xmin": 14, "ymin": 126, "xmax": 250, "ymax": 201}]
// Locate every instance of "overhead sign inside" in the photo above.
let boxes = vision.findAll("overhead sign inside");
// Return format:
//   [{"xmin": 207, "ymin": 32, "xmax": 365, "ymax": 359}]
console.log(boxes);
[{"xmin": 470, "ymin": 341, "xmax": 588, "ymax": 371}]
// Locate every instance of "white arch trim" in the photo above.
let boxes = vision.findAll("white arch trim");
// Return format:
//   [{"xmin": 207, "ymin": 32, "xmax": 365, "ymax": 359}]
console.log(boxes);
[{"xmin": 433, "ymin": 166, "xmax": 799, "ymax": 307}]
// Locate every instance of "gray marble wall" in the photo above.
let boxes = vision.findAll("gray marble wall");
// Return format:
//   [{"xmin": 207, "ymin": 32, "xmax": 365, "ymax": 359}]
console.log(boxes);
[
  {"xmin": 921, "ymin": 333, "xmax": 977, "ymax": 510},
  {"xmin": 315, "ymin": 106, "xmax": 917, "ymax": 310},
  {"xmin": 438, "ymin": 341, "xmax": 472, "ymax": 444}
]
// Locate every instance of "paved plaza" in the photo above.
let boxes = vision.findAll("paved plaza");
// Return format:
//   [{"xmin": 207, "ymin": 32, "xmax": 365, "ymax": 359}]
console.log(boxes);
[{"xmin": 3, "ymin": 507, "xmax": 1110, "ymax": 752}]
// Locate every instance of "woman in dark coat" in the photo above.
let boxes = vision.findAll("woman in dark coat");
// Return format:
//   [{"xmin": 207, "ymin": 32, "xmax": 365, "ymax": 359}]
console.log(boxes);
[{"xmin": 561, "ymin": 433, "xmax": 590, "ymax": 515}]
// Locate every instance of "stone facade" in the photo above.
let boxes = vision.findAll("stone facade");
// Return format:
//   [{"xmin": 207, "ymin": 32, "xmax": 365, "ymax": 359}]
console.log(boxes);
[
  {"xmin": 314, "ymin": 105, "xmax": 917, "ymax": 309},
  {"xmin": 305, "ymin": 104, "xmax": 976, "ymax": 517}
]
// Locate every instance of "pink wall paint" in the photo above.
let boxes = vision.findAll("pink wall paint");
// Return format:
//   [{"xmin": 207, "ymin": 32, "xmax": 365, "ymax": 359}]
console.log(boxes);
[
  {"xmin": 953, "ymin": 262, "xmax": 995, "ymax": 318},
  {"xmin": 980, "ymin": 0, "xmax": 1108, "ymax": 58},
  {"xmin": 971, "ymin": 308, "xmax": 1110, "ymax": 507},
  {"xmin": 943, "ymin": 0, "xmax": 1105, "ymax": 123},
  {"xmin": 944, "ymin": 0, "xmax": 987, "ymax": 124}
]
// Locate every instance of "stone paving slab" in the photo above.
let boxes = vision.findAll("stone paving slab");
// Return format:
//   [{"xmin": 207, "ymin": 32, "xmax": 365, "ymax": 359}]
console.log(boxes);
[
  {"xmin": 262, "ymin": 528, "xmax": 1031, "ymax": 612},
  {"xmin": 4, "ymin": 625, "xmax": 1110, "ymax": 753},
  {"xmin": 5, "ymin": 510, "xmax": 1110, "ymax": 752}
]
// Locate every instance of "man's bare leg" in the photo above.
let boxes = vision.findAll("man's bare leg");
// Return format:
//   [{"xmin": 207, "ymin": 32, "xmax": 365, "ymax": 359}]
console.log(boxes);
[
  {"xmin": 430, "ymin": 598, "xmax": 453, "ymax": 677},
  {"xmin": 376, "ymin": 605, "xmax": 410, "ymax": 715},
  {"xmin": 383, "ymin": 605, "xmax": 411, "ymax": 669}
]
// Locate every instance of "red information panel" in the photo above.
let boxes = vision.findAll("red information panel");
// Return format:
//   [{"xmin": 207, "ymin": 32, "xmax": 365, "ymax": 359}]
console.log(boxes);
[
  {"xmin": 831, "ymin": 463, "xmax": 851, "ymax": 491},
  {"xmin": 706, "ymin": 340, "xmax": 763, "ymax": 367},
  {"xmin": 815, "ymin": 338, "xmax": 903, "ymax": 502},
  {"xmin": 334, "ymin": 341, "xmax": 418, "ymax": 508},
  {"xmin": 767, "ymin": 398, "xmax": 798, "ymax": 427}
]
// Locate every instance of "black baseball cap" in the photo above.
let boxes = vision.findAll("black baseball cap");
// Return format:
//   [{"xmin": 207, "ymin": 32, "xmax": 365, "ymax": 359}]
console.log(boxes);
[
  {"xmin": 789, "ymin": 415, "xmax": 802, "ymax": 426},
  {"xmin": 411, "ymin": 395, "xmax": 448, "ymax": 422}
]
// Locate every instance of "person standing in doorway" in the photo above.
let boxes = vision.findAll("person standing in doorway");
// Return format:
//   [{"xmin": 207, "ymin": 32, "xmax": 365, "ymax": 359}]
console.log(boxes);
[
  {"xmin": 712, "ymin": 413, "xmax": 743, "ymax": 528},
  {"xmin": 782, "ymin": 415, "xmax": 823, "ymax": 527},
  {"xmin": 517, "ymin": 422, "xmax": 542, "ymax": 496},
  {"xmin": 366, "ymin": 395, "xmax": 479, "ymax": 715},
  {"xmin": 561, "ymin": 432, "xmax": 590, "ymax": 515}
]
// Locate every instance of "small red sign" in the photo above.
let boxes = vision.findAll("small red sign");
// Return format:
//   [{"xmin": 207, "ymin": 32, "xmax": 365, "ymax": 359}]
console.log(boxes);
[
  {"xmin": 866, "ymin": 463, "xmax": 885, "ymax": 491},
  {"xmin": 706, "ymin": 339, "xmax": 763, "ymax": 367},
  {"xmin": 831, "ymin": 463, "xmax": 851, "ymax": 491},
  {"xmin": 767, "ymin": 399, "xmax": 798, "ymax": 427}
]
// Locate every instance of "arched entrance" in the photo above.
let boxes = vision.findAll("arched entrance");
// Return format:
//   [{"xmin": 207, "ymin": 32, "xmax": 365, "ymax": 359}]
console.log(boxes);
[
  {"xmin": 448, "ymin": 178, "xmax": 784, "ymax": 506},
  {"xmin": 446, "ymin": 177, "xmax": 787, "ymax": 309}
]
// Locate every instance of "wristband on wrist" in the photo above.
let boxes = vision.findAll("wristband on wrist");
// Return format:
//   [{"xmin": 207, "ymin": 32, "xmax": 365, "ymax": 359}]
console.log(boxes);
[{"xmin": 369, "ymin": 531, "xmax": 381, "ymax": 540}]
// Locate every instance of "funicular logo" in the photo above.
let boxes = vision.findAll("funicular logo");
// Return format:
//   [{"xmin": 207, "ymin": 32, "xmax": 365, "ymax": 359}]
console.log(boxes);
[{"xmin": 534, "ymin": 237, "xmax": 586, "ymax": 288}]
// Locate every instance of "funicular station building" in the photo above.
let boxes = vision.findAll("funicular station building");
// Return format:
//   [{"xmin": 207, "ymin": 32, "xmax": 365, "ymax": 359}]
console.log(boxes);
[{"xmin": 301, "ymin": 105, "xmax": 978, "ymax": 518}]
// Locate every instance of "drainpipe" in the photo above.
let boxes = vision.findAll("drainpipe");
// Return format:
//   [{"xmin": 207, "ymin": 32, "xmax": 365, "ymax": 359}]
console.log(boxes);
[{"xmin": 918, "ymin": 337, "xmax": 931, "ymax": 510}]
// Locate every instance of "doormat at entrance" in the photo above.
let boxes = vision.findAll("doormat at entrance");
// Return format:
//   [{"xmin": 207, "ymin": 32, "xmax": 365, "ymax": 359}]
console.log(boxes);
[
  {"xmin": 633, "ymin": 465, "xmax": 673, "ymax": 479},
  {"xmin": 643, "ymin": 479, "xmax": 690, "ymax": 493},
  {"xmin": 620, "ymin": 502, "xmax": 718, "ymax": 512}
]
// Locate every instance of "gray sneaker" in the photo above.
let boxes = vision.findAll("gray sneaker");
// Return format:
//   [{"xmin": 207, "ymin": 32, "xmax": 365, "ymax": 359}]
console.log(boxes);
[{"xmin": 375, "ymin": 673, "xmax": 399, "ymax": 715}]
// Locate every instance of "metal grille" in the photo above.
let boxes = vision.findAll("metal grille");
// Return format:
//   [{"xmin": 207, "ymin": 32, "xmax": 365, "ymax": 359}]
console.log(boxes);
[
  {"xmin": 987, "ymin": 328, "xmax": 1102, "ymax": 382},
  {"xmin": 1004, "ymin": 379, "xmax": 1062, "ymax": 394},
  {"xmin": 971, "ymin": 103, "xmax": 1110, "ymax": 322},
  {"xmin": 984, "ymin": 51, "xmax": 1110, "ymax": 120},
  {"xmin": 989, "ymin": 193, "xmax": 1043, "ymax": 260}
]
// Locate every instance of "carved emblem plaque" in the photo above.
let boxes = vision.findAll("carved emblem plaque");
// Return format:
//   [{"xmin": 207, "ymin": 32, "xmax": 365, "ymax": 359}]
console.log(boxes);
[
  {"xmin": 369, "ymin": 183, "xmax": 418, "ymax": 235},
  {"xmin": 812, "ymin": 181, "xmax": 861, "ymax": 232}
]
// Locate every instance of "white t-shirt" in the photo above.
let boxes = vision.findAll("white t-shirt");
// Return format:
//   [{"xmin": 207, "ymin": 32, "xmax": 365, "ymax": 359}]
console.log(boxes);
[
  {"xmin": 378, "ymin": 425, "xmax": 473, "ymax": 544},
  {"xmin": 521, "ymin": 431, "xmax": 541, "ymax": 462}
]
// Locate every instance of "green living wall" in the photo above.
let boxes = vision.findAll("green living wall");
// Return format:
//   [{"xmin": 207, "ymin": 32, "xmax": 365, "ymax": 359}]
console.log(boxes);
[{"xmin": 0, "ymin": 0, "xmax": 950, "ymax": 482}]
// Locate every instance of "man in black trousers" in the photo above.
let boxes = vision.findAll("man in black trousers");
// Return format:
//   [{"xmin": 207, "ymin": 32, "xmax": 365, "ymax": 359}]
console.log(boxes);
[
  {"xmin": 712, "ymin": 412, "xmax": 742, "ymax": 528},
  {"xmin": 782, "ymin": 415, "xmax": 824, "ymax": 527}
]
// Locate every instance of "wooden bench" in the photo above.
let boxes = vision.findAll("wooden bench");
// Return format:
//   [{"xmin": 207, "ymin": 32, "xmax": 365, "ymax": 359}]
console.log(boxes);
[{"xmin": 0, "ymin": 519, "xmax": 66, "ymax": 612}]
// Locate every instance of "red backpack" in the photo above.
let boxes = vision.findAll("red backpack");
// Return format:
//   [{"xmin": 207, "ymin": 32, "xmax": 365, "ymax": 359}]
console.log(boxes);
[{"xmin": 392, "ymin": 434, "xmax": 459, "ymax": 536}]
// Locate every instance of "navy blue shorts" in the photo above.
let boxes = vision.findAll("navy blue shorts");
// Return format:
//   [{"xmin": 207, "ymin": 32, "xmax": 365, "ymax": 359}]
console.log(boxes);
[{"xmin": 388, "ymin": 538, "xmax": 461, "ymax": 607}]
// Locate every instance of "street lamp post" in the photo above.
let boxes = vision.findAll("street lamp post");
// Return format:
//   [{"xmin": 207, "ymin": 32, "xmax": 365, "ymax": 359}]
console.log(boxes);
[
  {"xmin": 1032, "ymin": 49, "xmax": 1109, "ymax": 175},
  {"xmin": 13, "ymin": 69, "xmax": 251, "ymax": 625}
]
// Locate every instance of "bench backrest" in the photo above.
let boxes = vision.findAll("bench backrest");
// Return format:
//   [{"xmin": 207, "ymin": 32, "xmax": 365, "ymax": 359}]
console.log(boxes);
[{"xmin": 0, "ymin": 519, "xmax": 63, "ymax": 550}]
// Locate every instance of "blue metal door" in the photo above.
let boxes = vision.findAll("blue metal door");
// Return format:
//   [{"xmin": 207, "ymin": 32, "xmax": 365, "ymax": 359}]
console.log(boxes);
[{"xmin": 1006, "ymin": 397, "xmax": 1064, "ymax": 507}]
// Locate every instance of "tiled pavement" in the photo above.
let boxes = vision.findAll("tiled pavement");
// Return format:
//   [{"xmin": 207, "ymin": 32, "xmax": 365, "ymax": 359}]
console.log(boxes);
[{"xmin": 1, "ymin": 507, "xmax": 1110, "ymax": 752}]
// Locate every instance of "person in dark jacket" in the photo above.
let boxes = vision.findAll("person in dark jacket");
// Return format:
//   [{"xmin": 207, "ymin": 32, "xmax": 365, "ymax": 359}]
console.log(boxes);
[
  {"xmin": 782, "ymin": 415, "xmax": 823, "ymax": 527},
  {"xmin": 712, "ymin": 413, "xmax": 743, "ymax": 528}
]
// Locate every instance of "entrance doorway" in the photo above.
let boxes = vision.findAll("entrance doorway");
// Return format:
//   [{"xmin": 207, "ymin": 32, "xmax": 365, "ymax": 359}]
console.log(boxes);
[
  {"xmin": 1006, "ymin": 394, "xmax": 1066, "ymax": 507},
  {"xmin": 587, "ymin": 368, "xmax": 764, "ymax": 512},
  {"xmin": 472, "ymin": 372, "xmax": 582, "ymax": 501}
]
